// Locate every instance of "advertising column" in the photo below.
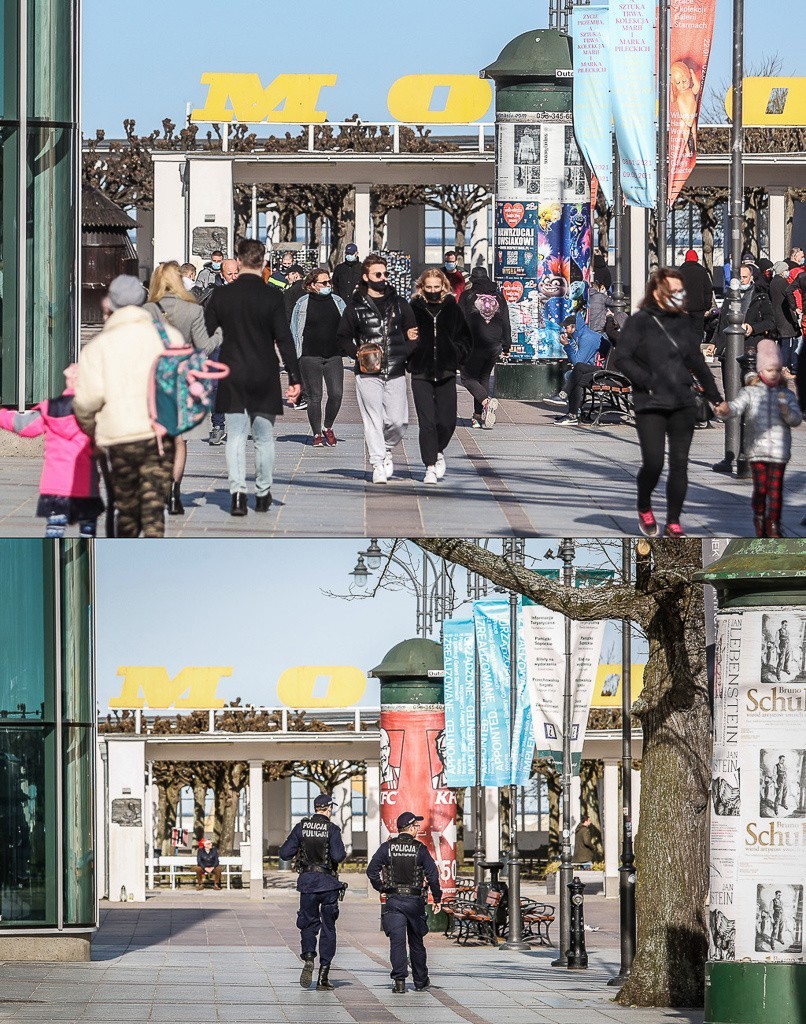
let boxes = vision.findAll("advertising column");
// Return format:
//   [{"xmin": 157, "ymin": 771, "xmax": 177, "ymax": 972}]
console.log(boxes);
[{"xmin": 373, "ymin": 639, "xmax": 457, "ymax": 923}]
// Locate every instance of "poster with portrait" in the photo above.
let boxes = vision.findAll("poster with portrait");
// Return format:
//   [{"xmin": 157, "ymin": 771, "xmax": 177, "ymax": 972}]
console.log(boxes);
[
  {"xmin": 709, "ymin": 609, "xmax": 806, "ymax": 964},
  {"xmin": 378, "ymin": 704, "xmax": 456, "ymax": 899}
]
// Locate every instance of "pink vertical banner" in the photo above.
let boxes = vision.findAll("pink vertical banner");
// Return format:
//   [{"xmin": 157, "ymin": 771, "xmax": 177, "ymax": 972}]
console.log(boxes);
[{"xmin": 668, "ymin": 0, "xmax": 717, "ymax": 205}]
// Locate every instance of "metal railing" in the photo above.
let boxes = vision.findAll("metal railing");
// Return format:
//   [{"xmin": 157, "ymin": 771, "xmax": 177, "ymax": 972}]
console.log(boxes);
[{"xmin": 98, "ymin": 705, "xmax": 382, "ymax": 736}]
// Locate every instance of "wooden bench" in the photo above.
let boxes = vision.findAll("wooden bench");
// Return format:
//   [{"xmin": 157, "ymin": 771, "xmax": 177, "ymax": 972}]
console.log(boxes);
[
  {"xmin": 579, "ymin": 370, "xmax": 634, "ymax": 426},
  {"xmin": 146, "ymin": 855, "xmax": 243, "ymax": 890},
  {"xmin": 444, "ymin": 885, "xmax": 505, "ymax": 946},
  {"xmin": 520, "ymin": 899, "xmax": 556, "ymax": 946}
]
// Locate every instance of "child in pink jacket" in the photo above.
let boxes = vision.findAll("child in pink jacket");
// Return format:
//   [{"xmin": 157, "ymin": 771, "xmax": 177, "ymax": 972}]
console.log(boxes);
[{"xmin": 0, "ymin": 364, "xmax": 104, "ymax": 537}]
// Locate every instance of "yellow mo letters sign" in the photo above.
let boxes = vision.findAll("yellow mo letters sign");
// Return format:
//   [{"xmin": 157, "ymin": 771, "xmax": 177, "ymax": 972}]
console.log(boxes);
[
  {"xmin": 109, "ymin": 666, "xmax": 231, "ymax": 709},
  {"xmin": 277, "ymin": 666, "xmax": 366, "ymax": 708},
  {"xmin": 387, "ymin": 75, "xmax": 492, "ymax": 124},
  {"xmin": 726, "ymin": 77, "xmax": 806, "ymax": 127},
  {"xmin": 191, "ymin": 73, "xmax": 337, "ymax": 124}
]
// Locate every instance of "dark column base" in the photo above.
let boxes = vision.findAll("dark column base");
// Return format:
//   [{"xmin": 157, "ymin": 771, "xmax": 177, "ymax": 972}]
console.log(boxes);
[{"xmin": 494, "ymin": 361, "xmax": 566, "ymax": 401}]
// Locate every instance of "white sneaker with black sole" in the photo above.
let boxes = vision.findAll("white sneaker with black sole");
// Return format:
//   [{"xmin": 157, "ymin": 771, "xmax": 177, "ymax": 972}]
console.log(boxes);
[
  {"xmin": 545, "ymin": 392, "xmax": 568, "ymax": 406},
  {"xmin": 556, "ymin": 414, "xmax": 580, "ymax": 426},
  {"xmin": 482, "ymin": 397, "xmax": 498, "ymax": 428}
]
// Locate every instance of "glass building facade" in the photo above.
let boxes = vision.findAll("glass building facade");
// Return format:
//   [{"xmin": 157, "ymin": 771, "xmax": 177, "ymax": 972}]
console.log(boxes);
[
  {"xmin": 0, "ymin": 540, "xmax": 96, "ymax": 934},
  {"xmin": 1, "ymin": 1, "xmax": 80, "ymax": 407}
]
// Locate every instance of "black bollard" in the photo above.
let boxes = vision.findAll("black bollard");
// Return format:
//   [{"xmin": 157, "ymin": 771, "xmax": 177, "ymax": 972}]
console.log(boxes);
[{"xmin": 566, "ymin": 877, "xmax": 588, "ymax": 970}]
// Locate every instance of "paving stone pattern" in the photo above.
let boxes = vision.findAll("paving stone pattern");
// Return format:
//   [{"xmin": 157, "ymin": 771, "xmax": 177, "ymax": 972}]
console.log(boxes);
[
  {"xmin": 0, "ymin": 890, "xmax": 704, "ymax": 1024},
  {"xmin": 0, "ymin": 368, "xmax": 803, "ymax": 538}
]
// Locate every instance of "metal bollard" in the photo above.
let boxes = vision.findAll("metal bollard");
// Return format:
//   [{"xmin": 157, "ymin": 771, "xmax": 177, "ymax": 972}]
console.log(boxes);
[{"xmin": 566, "ymin": 877, "xmax": 588, "ymax": 970}]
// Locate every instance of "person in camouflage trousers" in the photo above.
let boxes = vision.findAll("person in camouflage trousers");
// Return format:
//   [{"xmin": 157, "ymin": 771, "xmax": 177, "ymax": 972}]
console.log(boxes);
[{"xmin": 107, "ymin": 438, "xmax": 175, "ymax": 538}]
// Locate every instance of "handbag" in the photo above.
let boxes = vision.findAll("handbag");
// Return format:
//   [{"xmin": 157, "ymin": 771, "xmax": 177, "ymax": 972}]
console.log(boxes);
[
  {"xmin": 651, "ymin": 315, "xmax": 712, "ymax": 421},
  {"xmin": 356, "ymin": 342, "xmax": 383, "ymax": 373}
]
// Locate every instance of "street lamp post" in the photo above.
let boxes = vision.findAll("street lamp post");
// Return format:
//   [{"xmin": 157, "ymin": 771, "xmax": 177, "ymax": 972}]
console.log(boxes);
[
  {"xmin": 612, "ymin": 143, "xmax": 628, "ymax": 318},
  {"xmin": 500, "ymin": 538, "xmax": 529, "ymax": 952},
  {"xmin": 473, "ymin": 645, "xmax": 486, "ymax": 885},
  {"xmin": 609, "ymin": 539, "xmax": 636, "ymax": 986},
  {"xmin": 552, "ymin": 538, "xmax": 576, "ymax": 967},
  {"xmin": 656, "ymin": 0, "xmax": 670, "ymax": 268}
]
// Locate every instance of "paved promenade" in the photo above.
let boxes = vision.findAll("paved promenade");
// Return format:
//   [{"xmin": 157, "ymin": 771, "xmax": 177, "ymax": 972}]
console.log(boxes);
[
  {"xmin": 1, "ymin": 368, "xmax": 803, "ymax": 538},
  {"xmin": 0, "ymin": 889, "xmax": 704, "ymax": 1024}
]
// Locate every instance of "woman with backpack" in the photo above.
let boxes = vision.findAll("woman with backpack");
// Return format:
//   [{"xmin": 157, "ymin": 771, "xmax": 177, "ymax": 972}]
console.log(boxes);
[
  {"xmin": 408, "ymin": 269, "xmax": 471, "ymax": 483},
  {"xmin": 459, "ymin": 267, "xmax": 511, "ymax": 428},
  {"xmin": 144, "ymin": 262, "xmax": 218, "ymax": 515},
  {"xmin": 614, "ymin": 267, "xmax": 723, "ymax": 538},
  {"xmin": 290, "ymin": 267, "xmax": 347, "ymax": 447}
]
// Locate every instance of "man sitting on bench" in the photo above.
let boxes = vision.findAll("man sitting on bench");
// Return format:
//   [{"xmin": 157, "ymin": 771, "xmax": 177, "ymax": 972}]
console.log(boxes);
[
  {"xmin": 546, "ymin": 314, "xmax": 607, "ymax": 426},
  {"xmin": 196, "ymin": 837, "xmax": 222, "ymax": 890}
]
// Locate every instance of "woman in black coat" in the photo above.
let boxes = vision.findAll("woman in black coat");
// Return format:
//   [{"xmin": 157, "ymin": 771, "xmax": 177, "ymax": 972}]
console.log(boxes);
[
  {"xmin": 408, "ymin": 270, "xmax": 471, "ymax": 484},
  {"xmin": 614, "ymin": 268, "xmax": 723, "ymax": 538}
]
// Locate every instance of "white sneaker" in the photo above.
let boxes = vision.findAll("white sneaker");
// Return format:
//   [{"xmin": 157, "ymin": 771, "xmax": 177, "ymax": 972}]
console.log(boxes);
[
  {"xmin": 435, "ymin": 453, "xmax": 446, "ymax": 480},
  {"xmin": 383, "ymin": 454, "xmax": 394, "ymax": 479},
  {"xmin": 423, "ymin": 466, "xmax": 439, "ymax": 485},
  {"xmin": 372, "ymin": 466, "xmax": 388, "ymax": 484},
  {"xmin": 482, "ymin": 397, "xmax": 498, "ymax": 429}
]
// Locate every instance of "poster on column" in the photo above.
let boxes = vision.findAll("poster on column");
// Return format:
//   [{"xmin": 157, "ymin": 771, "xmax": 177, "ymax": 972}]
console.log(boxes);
[
  {"xmin": 668, "ymin": 0, "xmax": 717, "ymax": 205},
  {"xmin": 520, "ymin": 600, "xmax": 605, "ymax": 774},
  {"xmin": 608, "ymin": 0, "xmax": 657, "ymax": 208},
  {"xmin": 572, "ymin": 5, "xmax": 613, "ymax": 204},
  {"xmin": 379, "ymin": 705, "xmax": 457, "ymax": 899},
  {"xmin": 473, "ymin": 598, "xmax": 535, "ymax": 786},
  {"xmin": 709, "ymin": 610, "xmax": 806, "ymax": 964},
  {"xmin": 495, "ymin": 112, "xmax": 591, "ymax": 360},
  {"xmin": 442, "ymin": 618, "xmax": 476, "ymax": 788}
]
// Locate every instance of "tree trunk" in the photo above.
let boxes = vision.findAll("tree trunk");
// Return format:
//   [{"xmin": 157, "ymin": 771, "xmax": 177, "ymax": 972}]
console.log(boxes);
[
  {"xmin": 595, "ymin": 198, "xmax": 612, "ymax": 261},
  {"xmin": 699, "ymin": 200, "xmax": 717, "ymax": 276},
  {"xmin": 785, "ymin": 188, "xmax": 795, "ymax": 255},
  {"xmin": 192, "ymin": 777, "xmax": 208, "ymax": 846},
  {"xmin": 156, "ymin": 780, "xmax": 182, "ymax": 856},
  {"xmin": 279, "ymin": 208, "xmax": 297, "ymax": 243},
  {"xmin": 580, "ymin": 759, "xmax": 604, "ymax": 861},
  {"xmin": 546, "ymin": 770, "xmax": 561, "ymax": 860},
  {"xmin": 371, "ymin": 208, "xmax": 386, "ymax": 251},
  {"xmin": 454, "ymin": 214, "xmax": 469, "ymax": 264}
]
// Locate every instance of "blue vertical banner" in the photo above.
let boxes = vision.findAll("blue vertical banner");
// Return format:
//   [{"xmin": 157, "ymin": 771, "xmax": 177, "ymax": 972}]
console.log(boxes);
[
  {"xmin": 609, "ymin": 0, "xmax": 658, "ymax": 208},
  {"xmin": 442, "ymin": 618, "xmax": 477, "ymax": 788},
  {"xmin": 572, "ymin": 5, "xmax": 614, "ymax": 204},
  {"xmin": 473, "ymin": 598, "xmax": 535, "ymax": 787}
]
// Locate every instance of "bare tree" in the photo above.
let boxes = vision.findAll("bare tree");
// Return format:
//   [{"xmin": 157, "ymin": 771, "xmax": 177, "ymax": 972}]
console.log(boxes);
[
  {"xmin": 425, "ymin": 185, "xmax": 491, "ymax": 262},
  {"xmin": 700, "ymin": 53, "xmax": 786, "ymax": 126},
  {"xmin": 415, "ymin": 538, "xmax": 710, "ymax": 1009}
]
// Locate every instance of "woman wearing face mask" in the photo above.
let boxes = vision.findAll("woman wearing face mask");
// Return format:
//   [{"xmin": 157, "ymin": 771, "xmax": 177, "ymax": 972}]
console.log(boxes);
[
  {"xmin": 407, "ymin": 269, "xmax": 471, "ymax": 483},
  {"xmin": 290, "ymin": 268, "xmax": 347, "ymax": 447},
  {"xmin": 614, "ymin": 267, "xmax": 723, "ymax": 537}
]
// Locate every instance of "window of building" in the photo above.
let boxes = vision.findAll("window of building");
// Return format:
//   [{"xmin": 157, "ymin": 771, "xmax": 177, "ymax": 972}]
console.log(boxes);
[{"xmin": 290, "ymin": 779, "xmax": 320, "ymax": 823}]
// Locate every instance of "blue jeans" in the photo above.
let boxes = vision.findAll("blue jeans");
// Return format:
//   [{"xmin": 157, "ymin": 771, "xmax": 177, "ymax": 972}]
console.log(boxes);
[{"xmin": 225, "ymin": 412, "xmax": 276, "ymax": 496}]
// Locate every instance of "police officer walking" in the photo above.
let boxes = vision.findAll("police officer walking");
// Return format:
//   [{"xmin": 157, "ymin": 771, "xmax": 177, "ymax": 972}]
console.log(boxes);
[
  {"xmin": 279, "ymin": 793, "xmax": 346, "ymax": 991},
  {"xmin": 366, "ymin": 811, "xmax": 443, "ymax": 994}
]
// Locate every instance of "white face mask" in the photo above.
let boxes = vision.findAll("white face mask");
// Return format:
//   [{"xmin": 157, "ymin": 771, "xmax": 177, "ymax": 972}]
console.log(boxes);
[
  {"xmin": 668, "ymin": 290, "xmax": 686, "ymax": 309},
  {"xmin": 345, "ymin": 254, "xmax": 358, "ymax": 263}
]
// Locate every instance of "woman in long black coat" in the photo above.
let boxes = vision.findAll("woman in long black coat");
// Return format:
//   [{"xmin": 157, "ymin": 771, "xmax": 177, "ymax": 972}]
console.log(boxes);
[
  {"xmin": 407, "ymin": 270, "xmax": 471, "ymax": 484},
  {"xmin": 614, "ymin": 267, "xmax": 723, "ymax": 538}
]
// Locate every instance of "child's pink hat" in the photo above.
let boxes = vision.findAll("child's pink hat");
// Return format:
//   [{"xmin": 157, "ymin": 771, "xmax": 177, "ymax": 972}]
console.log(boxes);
[{"xmin": 756, "ymin": 339, "xmax": 782, "ymax": 375}]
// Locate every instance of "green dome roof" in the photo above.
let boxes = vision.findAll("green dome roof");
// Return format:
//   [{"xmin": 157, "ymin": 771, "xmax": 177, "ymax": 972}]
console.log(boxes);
[
  {"xmin": 481, "ymin": 28, "xmax": 572, "ymax": 81},
  {"xmin": 370, "ymin": 638, "xmax": 443, "ymax": 679}
]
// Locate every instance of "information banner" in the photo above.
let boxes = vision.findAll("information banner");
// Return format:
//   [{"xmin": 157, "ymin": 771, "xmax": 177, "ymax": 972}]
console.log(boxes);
[
  {"xmin": 709, "ymin": 610, "xmax": 806, "ymax": 964},
  {"xmin": 669, "ymin": 0, "xmax": 717, "ymax": 204},
  {"xmin": 442, "ymin": 618, "xmax": 476, "ymax": 788},
  {"xmin": 572, "ymin": 6, "xmax": 613, "ymax": 204},
  {"xmin": 521, "ymin": 600, "xmax": 605, "ymax": 774},
  {"xmin": 609, "ymin": 0, "xmax": 657, "ymax": 208},
  {"xmin": 495, "ymin": 112, "xmax": 591, "ymax": 360},
  {"xmin": 473, "ymin": 598, "xmax": 535, "ymax": 787},
  {"xmin": 379, "ymin": 704, "xmax": 457, "ymax": 899}
]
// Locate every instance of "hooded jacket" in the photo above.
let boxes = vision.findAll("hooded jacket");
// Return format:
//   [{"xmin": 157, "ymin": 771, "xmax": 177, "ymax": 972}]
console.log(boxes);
[
  {"xmin": 0, "ymin": 391, "xmax": 100, "ymax": 498},
  {"xmin": 73, "ymin": 306, "xmax": 185, "ymax": 447},
  {"xmin": 676, "ymin": 259, "xmax": 714, "ymax": 313},
  {"xmin": 722, "ymin": 379, "xmax": 802, "ymax": 462},
  {"xmin": 769, "ymin": 274, "xmax": 800, "ymax": 338},
  {"xmin": 407, "ymin": 294, "xmax": 471, "ymax": 381},
  {"xmin": 459, "ymin": 279, "xmax": 512, "ymax": 353},
  {"xmin": 614, "ymin": 304, "xmax": 722, "ymax": 413},
  {"xmin": 337, "ymin": 284, "xmax": 417, "ymax": 380}
]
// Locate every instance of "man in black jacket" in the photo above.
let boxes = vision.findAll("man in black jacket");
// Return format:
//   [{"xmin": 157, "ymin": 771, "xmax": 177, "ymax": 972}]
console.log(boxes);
[
  {"xmin": 195, "ymin": 838, "xmax": 222, "ymax": 889},
  {"xmin": 279, "ymin": 794, "xmax": 347, "ymax": 991},
  {"xmin": 337, "ymin": 255, "xmax": 418, "ymax": 484},
  {"xmin": 714, "ymin": 265, "xmax": 776, "ymax": 358},
  {"xmin": 770, "ymin": 261, "xmax": 801, "ymax": 371},
  {"xmin": 676, "ymin": 250, "xmax": 713, "ymax": 341},
  {"xmin": 332, "ymin": 243, "xmax": 362, "ymax": 302},
  {"xmin": 204, "ymin": 238, "xmax": 301, "ymax": 516},
  {"xmin": 366, "ymin": 812, "xmax": 442, "ymax": 994}
]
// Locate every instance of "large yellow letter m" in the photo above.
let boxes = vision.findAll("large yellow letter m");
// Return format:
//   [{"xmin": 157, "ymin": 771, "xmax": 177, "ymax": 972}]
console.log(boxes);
[
  {"xmin": 191, "ymin": 73, "xmax": 336, "ymax": 124},
  {"xmin": 109, "ymin": 667, "xmax": 232, "ymax": 709}
]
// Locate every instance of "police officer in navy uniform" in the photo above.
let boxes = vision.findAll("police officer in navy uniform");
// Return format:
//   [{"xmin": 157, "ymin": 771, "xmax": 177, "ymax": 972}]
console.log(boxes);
[
  {"xmin": 366, "ymin": 811, "xmax": 443, "ymax": 994},
  {"xmin": 279, "ymin": 793, "xmax": 346, "ymax": 991}
]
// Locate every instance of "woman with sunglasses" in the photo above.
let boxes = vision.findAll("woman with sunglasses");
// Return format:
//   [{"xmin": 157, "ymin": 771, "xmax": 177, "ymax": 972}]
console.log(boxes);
[{"xmin": 290, "ymin": 267, "xmax": 347, "ymax": 447}]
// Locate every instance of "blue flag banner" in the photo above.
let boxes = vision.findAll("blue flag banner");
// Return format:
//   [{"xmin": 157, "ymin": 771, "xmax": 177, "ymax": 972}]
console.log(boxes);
[
  {"xmin": 572, "ymin": 6, "xmax": 614, "ymax": 204},
  {"xmin": 442, "ymin": 618, "xmax": 477, "ymax": 788},
  {"xmin": 609, "ymin": 0, "xmax": 658, "ymax": 208},
  {"xmin": 473, "ymin": 598, "xmax": 535, "ymax": 787}
]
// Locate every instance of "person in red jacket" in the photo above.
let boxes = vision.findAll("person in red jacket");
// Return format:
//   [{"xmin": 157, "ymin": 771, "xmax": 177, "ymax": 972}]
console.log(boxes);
[
  {"xmin": 0, "ymin": 364, "xmax": 104, "ymax": 536},
  {"xmin": 442, "ymin": 251, "xmax": 468, "ymax": 301}
]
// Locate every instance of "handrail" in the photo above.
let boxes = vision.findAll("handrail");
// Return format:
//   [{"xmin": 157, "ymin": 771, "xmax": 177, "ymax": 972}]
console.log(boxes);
[{"xmin": 99, "ymin": 705, "xmax": 382, "ymax": 736}]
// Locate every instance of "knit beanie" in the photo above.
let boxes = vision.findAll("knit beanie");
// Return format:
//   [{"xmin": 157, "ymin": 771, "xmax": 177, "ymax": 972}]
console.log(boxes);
[
  {"xmin": 107, "ymin": 275, "xmax": 146, "ymax": 310},
  {"xmin": 756, "ymin": 339, "xmax": 782, "ymax": 375},
  {"xmin": 773, "ymin": 261, "xmax": 789, "ymax": 276}
]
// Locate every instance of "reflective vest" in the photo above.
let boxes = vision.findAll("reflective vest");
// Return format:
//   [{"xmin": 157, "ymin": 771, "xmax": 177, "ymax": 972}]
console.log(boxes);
[{"xmin": 383, "ymin": 834, "xmax": 425, "ymax": 895}]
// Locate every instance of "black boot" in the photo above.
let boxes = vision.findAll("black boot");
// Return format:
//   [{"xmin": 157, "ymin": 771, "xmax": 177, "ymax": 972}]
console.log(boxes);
[
  {"xmin": 316, "ymin": 966, "xmax": 334, "ymax": 991},
  {"xmin": 167, "ymin": 482, "xmax": 184, "ymax": 515},
  {"xmin": 393, "ymin": 979, "xmax": 406, "ymax": 994},
  {"xmin": 299, "ymin": 954, "xmax": 315, "ymax": 988},
  {"xmin": 230, "ymin": 493, "xmax": 247, "ymax": 517}
]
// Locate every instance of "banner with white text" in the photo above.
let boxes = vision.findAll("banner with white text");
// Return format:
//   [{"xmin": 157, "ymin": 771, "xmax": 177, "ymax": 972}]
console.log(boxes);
[
  {"xmin": 572, "ymin": 6, "xmax": 613, "ymax": 204},
  {"xmin": 442, "ymin": 618, "xmax": 477, "ymax": 788}
]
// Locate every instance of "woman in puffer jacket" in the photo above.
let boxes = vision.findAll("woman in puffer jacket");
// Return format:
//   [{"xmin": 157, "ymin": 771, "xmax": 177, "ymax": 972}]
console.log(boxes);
[{"xmin": 716, "ymin": 339, "xmax": 802, "ymax": 537}]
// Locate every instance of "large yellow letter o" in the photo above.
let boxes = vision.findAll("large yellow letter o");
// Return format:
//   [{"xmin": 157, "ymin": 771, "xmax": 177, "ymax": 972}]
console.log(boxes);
[
  {"xmin": 387, "ymin": 74, "xmax": 492, "ymax": 124},
  {"xmin": 277, "ymin": 666, "xmax": 367, "ymax": 708}
]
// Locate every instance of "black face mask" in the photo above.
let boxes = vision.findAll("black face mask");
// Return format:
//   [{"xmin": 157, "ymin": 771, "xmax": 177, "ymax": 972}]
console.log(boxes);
[{"xmin": 424, "ymin": 291, "xmax": 442, "ymax": 301}]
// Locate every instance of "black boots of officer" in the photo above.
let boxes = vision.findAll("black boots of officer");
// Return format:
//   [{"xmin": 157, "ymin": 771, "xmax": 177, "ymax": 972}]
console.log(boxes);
[
  {"xmin": 393, "ymin": 979, "xmax": 406, "ymax": 994},
  {"xmin": 299, "ymin": 953, "xmax": 315, "ymax": 988},
  {"xmin": 316, "ymin": 966, "xmax": 334, "ymax": 991}
]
